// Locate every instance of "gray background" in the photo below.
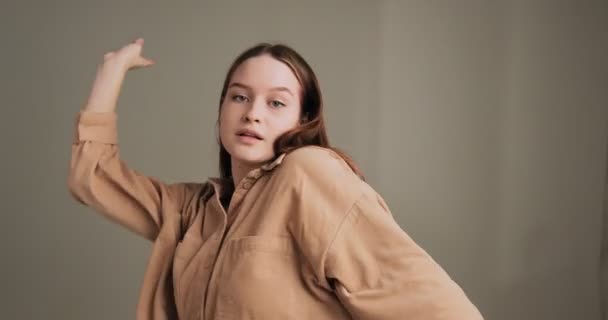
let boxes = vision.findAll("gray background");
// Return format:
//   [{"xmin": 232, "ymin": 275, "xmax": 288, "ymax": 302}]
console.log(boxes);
[{"xmin": 2, "ymin": 0, "xmax": 607, "ymax": 319}]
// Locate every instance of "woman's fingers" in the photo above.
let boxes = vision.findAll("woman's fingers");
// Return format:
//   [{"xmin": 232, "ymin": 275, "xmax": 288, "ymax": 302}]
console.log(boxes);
[
  {"xmin": 136, "ymin": 55, "xmax": 155, "ymax": 67},
  {"xmin": 100, "ymin": 37, "xmax": 155, "ymax": 71}
]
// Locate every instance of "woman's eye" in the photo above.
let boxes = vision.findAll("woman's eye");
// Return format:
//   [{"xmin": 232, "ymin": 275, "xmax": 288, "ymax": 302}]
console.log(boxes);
[
  {"xmin": 232, "ymin": 95, "xmax": 248, "ymax": 102},
  {"xmin": 270, "ymin": 100, "xmax": 285, "ymax": 108}
]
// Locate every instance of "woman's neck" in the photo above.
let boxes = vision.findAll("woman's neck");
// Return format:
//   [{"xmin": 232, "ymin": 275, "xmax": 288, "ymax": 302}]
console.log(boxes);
[{"xmin": 230, "ymin": 159, "xmax": 261, "ymax": 188}]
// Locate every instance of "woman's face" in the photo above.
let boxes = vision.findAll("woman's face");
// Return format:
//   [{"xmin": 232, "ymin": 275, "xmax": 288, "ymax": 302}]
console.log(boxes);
[{"xmin": 219, "ymin": 54, "xmax": 302, "ymax": 166}]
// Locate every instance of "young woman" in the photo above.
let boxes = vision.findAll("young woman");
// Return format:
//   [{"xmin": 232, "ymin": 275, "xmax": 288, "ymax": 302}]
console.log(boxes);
[{"xmin": 68, "ymin": 38, "xmax": 483, "ymax": 320}]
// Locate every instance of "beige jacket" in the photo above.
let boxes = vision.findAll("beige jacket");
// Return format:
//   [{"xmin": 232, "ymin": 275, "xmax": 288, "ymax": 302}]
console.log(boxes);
[{"xmin": 68, "ymin": 110, "xmax": 483, "ymax": 319}]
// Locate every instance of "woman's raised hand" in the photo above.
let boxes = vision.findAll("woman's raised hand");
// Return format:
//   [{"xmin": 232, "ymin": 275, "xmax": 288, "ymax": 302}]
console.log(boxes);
[
  {"xmin": 83, "ymin": 38, "xmax": 155, "ymax": 112},
  {"xmin": 102, "ymin": 37, "xmax": 155, "ymax": 72}
]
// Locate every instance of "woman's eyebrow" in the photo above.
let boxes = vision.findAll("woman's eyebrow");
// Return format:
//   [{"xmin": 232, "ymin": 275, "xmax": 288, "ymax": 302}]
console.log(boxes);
[{"xmin": 228, "ymin": 82, "xmax": 294, "ymax": 97}]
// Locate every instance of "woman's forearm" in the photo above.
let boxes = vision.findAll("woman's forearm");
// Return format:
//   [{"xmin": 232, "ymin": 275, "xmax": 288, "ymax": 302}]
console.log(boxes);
[
  {"xmin": 82, "ymin": 38, "xmax": 154, "ymax": 113},
  {"xmin": 83, "ymin": 60, "xmax": 128, "ymax": 113}
]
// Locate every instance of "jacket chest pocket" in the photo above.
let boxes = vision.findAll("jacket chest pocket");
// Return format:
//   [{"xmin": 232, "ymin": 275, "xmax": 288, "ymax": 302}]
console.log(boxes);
[{"xmin": 215, "ymin": 236, "xmax": 301, "ymax": 319}]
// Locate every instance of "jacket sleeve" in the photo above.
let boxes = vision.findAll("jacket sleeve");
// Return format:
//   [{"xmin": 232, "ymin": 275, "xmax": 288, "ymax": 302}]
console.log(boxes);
[
  {"xmin": 279, "ymin": 146, "xmax": 483, "ymax": 319},
  {"xmin": 323, "ymin": 191, "xmax": 484, "ymax": 319},
  {"xmin": 67, "ymin": 110, "xmax": 202, "ymax": 241}
]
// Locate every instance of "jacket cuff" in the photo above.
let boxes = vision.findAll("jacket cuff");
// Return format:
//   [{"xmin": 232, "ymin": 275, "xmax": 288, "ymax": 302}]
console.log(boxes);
[{"xmin": 72, "ymin": 110, "xmax": 118, "ymax": 144}]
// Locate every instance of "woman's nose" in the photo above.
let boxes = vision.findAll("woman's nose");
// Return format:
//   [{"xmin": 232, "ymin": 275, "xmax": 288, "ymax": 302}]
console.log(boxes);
[
  {"xmin": 242, "ymin": 114, "xmax": 260, "ymax": 123},
  {"xmin": 242, "ymin": 100, "xmax": 264, "ymax": 122}
]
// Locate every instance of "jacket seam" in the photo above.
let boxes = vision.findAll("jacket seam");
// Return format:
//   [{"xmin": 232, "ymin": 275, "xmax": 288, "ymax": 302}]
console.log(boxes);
[{"xmin": 319, "ymin": 191, "xmax": 365, "ymax": 284}]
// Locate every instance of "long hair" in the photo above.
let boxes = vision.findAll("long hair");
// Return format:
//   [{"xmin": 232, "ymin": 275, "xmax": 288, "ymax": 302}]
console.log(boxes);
[{"xmin": 216, "ymin": 43, "xmax": 364, "ymax": 201}]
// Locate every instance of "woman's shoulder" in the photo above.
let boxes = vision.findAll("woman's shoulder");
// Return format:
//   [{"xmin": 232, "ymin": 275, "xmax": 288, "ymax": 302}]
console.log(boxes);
[
  {"xmin": 278, "ymin": 145, "xmax": 354, "ymax": 177},
  {"xmin": 271, "ymin": 145, "xmax": 364, "ymax": 201}
]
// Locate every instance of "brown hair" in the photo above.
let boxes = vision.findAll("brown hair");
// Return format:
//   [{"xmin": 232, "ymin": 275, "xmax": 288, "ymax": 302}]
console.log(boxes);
[{"xmin": 216, "ymin": 42, "xmax": 364, "ymax": 201}]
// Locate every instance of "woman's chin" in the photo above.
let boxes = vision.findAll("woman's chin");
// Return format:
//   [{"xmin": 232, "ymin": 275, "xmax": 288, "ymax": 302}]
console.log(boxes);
[{"xmin": 229, "ymin": 147, "xmax": 273, "ymax": 166}]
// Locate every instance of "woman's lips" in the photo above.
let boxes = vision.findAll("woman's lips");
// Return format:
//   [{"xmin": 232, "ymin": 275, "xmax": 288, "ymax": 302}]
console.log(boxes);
[
  {"xmin": 236, "ymin": 134, "xmax": 262, "ymax": 144},
  {"xmin": 236, "ymin": 128, "xmax": 263, "ymax": 140}
]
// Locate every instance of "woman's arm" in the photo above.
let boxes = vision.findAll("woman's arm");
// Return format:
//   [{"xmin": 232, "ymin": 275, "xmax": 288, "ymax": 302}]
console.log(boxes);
[
  {"xmin": 84, "ymin": 38, "xmax": 154, "ymax": 113},
  {"xmin": 280, "ymin": 146, "xmax": 483, "ymax": 319},
  {"xmin": 68, "ymin": 39, "xmax": 202, "ymax": 241},
  {"xmin": 324, "ymin": 193, "xmax": 484, "ymax": 319}
]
